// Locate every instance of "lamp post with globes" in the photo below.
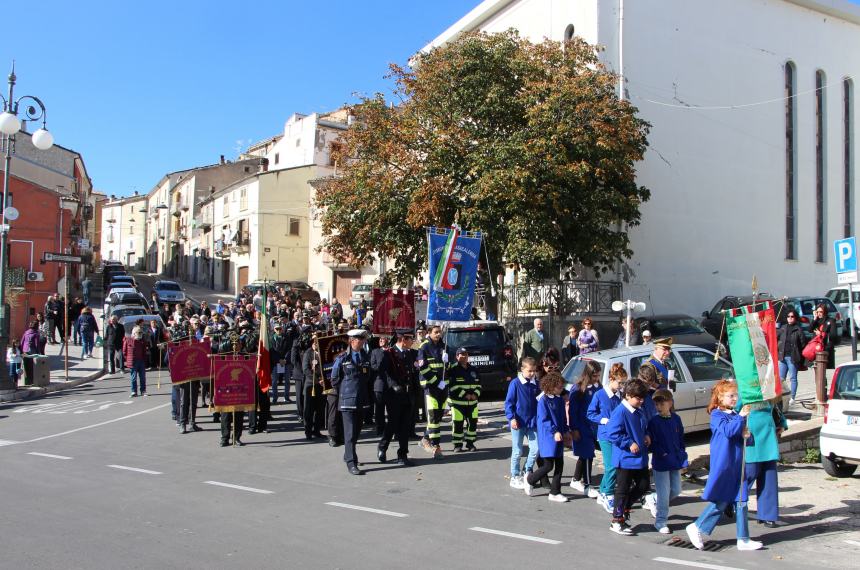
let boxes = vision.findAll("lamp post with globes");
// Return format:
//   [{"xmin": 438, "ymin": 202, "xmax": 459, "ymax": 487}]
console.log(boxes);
[{"xmin": 0, "ymin": 63, "xmax": 55, "ymax": 391}]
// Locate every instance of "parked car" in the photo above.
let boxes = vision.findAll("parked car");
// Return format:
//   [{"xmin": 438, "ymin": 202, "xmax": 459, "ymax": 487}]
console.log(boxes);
[
  {"xmin": 349, "ymin": 283, "xmax": 373, "ymax": 309},
  {"xmin": 444, "ymin": 320, "xmax": 517, "ymax": 397},
  {"xmin": 107, "ymin": 304, "xmax": 148, "ymax": 320},
  {"xmin": 109, "ymin": 275, "xmax": 137, "ymax": 289},
  {"xmin": 241, "ymin": 281, "xmax": 278, "ymax": 299},
  {"xmin": 634, "ymin": 314, "xmax": 725, "ymax": 355},
  {"xmin": 106, "ymin": 284, "xmax": 138, "ymax": 297},
  {"xmin": 561, "ymin": 344, "xmax": 790, "ymax": 433},
  {"xmin": 825, "ymin": 285, "xmax": 860, "ymax": 336},
  {"xmin": 820, "ymin": 361, "xmax": 860, "ymax": 477},
  {"xmin": 118, "ymin": 314, "xmax": 166, "ymax": 339},
  {"xmin": 105, "ymin": 291, "xmax": 150, "ymax": 315},
  {"xmin": 700, "ymin": 294, "xmax": 788, "ymax": 340},
  {"xmin": 274, "ymin": 280, "xmax": 321, "ymax": 305},
  {"xmin": 153, "ymin": 280, "xmax": 187, "ymax": 304},
  {"xmin": 783, "ymin": 296, "xmax": 844, "ymax": 340}
]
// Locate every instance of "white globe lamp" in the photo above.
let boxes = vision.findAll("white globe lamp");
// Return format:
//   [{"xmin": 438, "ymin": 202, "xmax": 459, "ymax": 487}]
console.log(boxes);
[
  {"xmin": 31, "ymin": 127, "xmax": 54, "ymax": 150},
  {"xmin": 0, "ymin": 111, "xmax": 20, "ymax": 135}
]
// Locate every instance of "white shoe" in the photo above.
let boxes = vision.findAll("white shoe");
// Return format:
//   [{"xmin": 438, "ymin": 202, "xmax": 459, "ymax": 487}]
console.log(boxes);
[
  {"xmin": 686, "ymin": 523, "xmax": 705, "ymax": 550},
  {"xmin": 524, "ymin": 477, "xmax": 533, "ymax": 496},
  {"xmin": 656, "ymin": 525, "xmax": 671, "ymax": 534},
  {"xmin": 509, "ymin": 476, "xmax": 524, "ymax": 490},
  {"xmin": 569, "ymin": 479, "xmax": 585, "ymax": 492},
  {"xmin": 586, "ymin": 486, "xmax": 600, "ymax": 498},
  {"xmin": 737, "ymin": 539, "xmax": 763, "ymax": 551},
  {"xmin": 789, "ymin": 398, "xmax": 795, "ymax": 406},
  {"xmin": 548, "ymin": 493, "xmax": 569, "ymax": 503},
  {"xmin": 644, "ymin": 493, "xmax": 658, "ymax": 518}
]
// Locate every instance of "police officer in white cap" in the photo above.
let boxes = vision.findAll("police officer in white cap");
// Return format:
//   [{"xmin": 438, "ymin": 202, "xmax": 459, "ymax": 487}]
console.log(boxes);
[{"xmin": 331, "ymin": 329, "xmax": 372, "ymax": 475}]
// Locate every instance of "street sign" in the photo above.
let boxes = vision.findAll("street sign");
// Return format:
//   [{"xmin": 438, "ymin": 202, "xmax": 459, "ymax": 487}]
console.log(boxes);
[
  {"xmin": 834, "ymin": 237, "xmax": 858, "ymax": 284},
  {"xmin": 77, "ymin": 238, "xmax": 90, "ymax": 249},
  {"xmin": 44, "ymin": 252, "xmax": 83, "ymax": 264}
]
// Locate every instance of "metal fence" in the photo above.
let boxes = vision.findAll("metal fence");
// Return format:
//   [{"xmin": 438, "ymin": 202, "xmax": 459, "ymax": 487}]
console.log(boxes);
[{"xmin": 499, "ymin": 279, "xmax": 622, "ymax": 318}]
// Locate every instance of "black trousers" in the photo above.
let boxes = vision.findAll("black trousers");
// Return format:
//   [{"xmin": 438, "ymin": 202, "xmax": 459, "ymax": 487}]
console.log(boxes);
[
  {"xmin": 374, "ymin": 390, "xmax": 385, "ymax": 434},
  {"xmin": 220, "ymin": 411, "xmax": 244, "ymax": 444},
  {"xmin": 527, "ymin": 456, "xmax": 564, "ymax": 495},
  {"xmin": 179, "ymin": 381, "xmax": 199, "ymax": 426},
  {"xmin": 22, "ymin": 356, "xmax": 34, "ymax": 385},
  {"xmin": 573, "ymin": 457, "xmax": 594, "ymax": 487},
  {"xmin": 341, "ymin": 408, "xmax": 364, "ymax": 467},
  {"xmin": 410, "ymin": 385, "xmax": 425, "ymax": 430},
  {"xmin": 200, "ymin": 379, "xmax": 211, "ymax": 406},
  {"xmin": 302, "ymin": 382, "xmax": 325, "ymax": 436},
  {"xmin": 294, "ymin": 376, "xmax": 305, "ymax": 420},
  {"xmin": 378, "ymin": 390, "xmax": 412, "ymax": 458},
  {"xmin": 108, "ymin": 347, "xmax": 119, "ymax": 373},
  {"xmin": 613, "ymin": 467, "xmax": 650, "ymax": 520},
  {"xmin": 249, "ymin": 387, "xmax": 271, "ymax": 431},
  {"xmin": 326, "ymin": 392, "xmax": 343, "ymax": 442}
]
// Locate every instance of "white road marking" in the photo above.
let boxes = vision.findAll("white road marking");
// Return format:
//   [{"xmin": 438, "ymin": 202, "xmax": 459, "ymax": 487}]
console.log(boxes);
[
  {"xmin": 107, "ymin": 464, "xmax": 163, "ymax": 475},
  {"xmin": 0, "ymin": 439, "xmax": 20, "ymax": 446},
  {"xmin": 14, "ymin": 400, "xmax": 96, "ymax": 414},
  {"xmin": 27, "ymin": 452, "xmax": 72, "ymax": 460},
  {"xmin": 652, "ymin": 557, "xmax": 745, "ymax": 570},
  {"xmin": 468, "ymin": 527, "xmax": 561, "ymax": 545},
  {"xmin": 73, "ymin": 401, "xmax": 134, "ymax": 413},
  {"xmin": 24, "ymin": 403, "xmax": 170, "ymax": 443},
  {"xmin": 203, "ymin": 481, "xmax": 274, "ymax": 495},
  {"xmin": 846, "ymin": 540, "xmax": 860, "ymax": 547},
  {"xmin": 325, "ymin": 502, "xmax": 409, "ymax": 518}
]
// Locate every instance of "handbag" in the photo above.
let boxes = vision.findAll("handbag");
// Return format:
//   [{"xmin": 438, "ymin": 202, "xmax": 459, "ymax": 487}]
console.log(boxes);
[
  {"xmin": 95, "ymin": 335, "xmax": 104, "ymax": 348},
  {"xmin": 801, "ymin": 326, "xmax": 825, "ymax": 361}
]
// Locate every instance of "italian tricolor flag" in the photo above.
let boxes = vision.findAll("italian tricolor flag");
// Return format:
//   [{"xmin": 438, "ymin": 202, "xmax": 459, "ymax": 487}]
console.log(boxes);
[
  {"xmin": 432, "ymin": 227, "xmax": 459, "ymax": 292},
  {"xmin": 256, "ymin": 287, "xmax": 272, "ymax": 393},
  {"xmin": 725, "ymin": 301, "xmax": 782, "ymax": 403}
]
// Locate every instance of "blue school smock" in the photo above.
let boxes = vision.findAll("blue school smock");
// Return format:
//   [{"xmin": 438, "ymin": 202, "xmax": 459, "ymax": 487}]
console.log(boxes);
[
  {"xmin": 607, "ymin": 402, "xmax": 649, "ymax": 469},
  {"xmin": 647, "ymin": 412, "xmax": 688, "ymax": 471},
  {"xmin": 536, "ymin": 393, "xmax": 569, "ymax": 458},
  {"xmin": 641, "ymin": 391, "xmax": 658, "ymax": 422},
  {"xmin": 586, "ymin": 386, "xmax": 621, "ymax": 441},
  {"xmin": 504, "ymin": 375, "xmax": 539, "ymax": 430},
  {"xmin": 568, "ymin": 386, "xmax": 596, "ymax": 459},
  {"xmin": 734, "ymin": 398, "xmax": 786, "ymax": 464},
  {"xmin": 702, "ymin": 409, "xmax": 747, "ymax": 503}
]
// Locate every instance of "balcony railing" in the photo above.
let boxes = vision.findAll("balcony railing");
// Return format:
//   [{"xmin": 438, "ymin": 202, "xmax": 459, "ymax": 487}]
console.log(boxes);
[{"xmin": 499, "ymin": 279, "xmax": 622, "ymax": 318}]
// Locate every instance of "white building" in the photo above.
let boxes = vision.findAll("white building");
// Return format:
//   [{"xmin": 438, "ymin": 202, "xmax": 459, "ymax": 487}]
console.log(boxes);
[
  {"xmin": 427, "ymin": 0, "xmax": 860, "ymax": 315},
  {"xmin": 99, "ymin": 195, "xmax": 147, "ymax": 268}
]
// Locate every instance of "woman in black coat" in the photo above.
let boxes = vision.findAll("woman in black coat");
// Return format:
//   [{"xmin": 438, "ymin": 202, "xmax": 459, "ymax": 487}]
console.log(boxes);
[
  {"xmin": 778, "ymin": 309, "xmax": 805, "ymax": 404},
  {"xmin": 810, "ymin": 303, "xmax": 837, "ymax": 369}
]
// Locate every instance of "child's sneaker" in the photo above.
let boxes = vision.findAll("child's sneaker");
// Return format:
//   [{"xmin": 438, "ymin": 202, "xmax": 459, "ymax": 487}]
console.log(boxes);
[
  {"xmin": 524, "ymin": 477, "xmax": 533, "ymax": 496},
  {"xmin": 609, "ymin": 521, "xmax": 634, "ymax": 535},
  {"xmin": 686, "ymin": 523, "xmax": 705, "ymax": 550},
  {"xmin": 509, "ymin": 476, "xmax": 524, "ymax": 489},
  {"xmin": 602, "ymin": 495, "xmax": 615, "ymax": 514},
  {"xmin": 569, "ymin": 479, "xmax": 585, "ymax": 492},
  {"xmin": 586, "ymin": 486, "xmax": 600, "ymax": 498},
  {"xmin": 548, "ymin": 493, "xmax": 569, "ymax": 503},
  {"xmin": 644, "ymin": 493, "xmax": 658, "ymax": 518},
  {"xmin": 737, "ymin": 539, "xmax": 763, "ymax": 551}
]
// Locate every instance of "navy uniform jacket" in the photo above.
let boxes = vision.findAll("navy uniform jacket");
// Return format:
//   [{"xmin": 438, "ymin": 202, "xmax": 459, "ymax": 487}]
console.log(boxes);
[{"xmin": 331, "ymin": 348, "xmax": 371, "ymax": 411}]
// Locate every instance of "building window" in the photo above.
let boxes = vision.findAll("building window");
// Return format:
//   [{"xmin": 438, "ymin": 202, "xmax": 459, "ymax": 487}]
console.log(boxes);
[
  {"xmin": 564, "ymin": 24, "xmax": 575, "ymax": 42},
  {"xmin": 237, "ymin": 218, "xmax": 249, "ymax": 246},
  {"xmin": 785, "ymin": 61, "xmax": 797, "ymax": 260},
  {"xmin": 240, "ymin": 187, "xmax": 247, "ymax": 211},
  {"xmin": 816, "ymin": 69, "xmax": 826, "ymax": 263},
  {"xmin": 845, "ymin": 78, "xmax": 854, "ymax": 239},
  {"xmin": 222, "ymin": 196, "xmax": 229, "ymax": 217},
  {"xmin": 289, "ymin": 217, "xmax": 300, "ymax": 236},
  {"xmin": 6, "ymin": 193, "xmax": 12, "ymax": 207},
  {"xmin": 274, "ymin": 153, "xmax": 280, "ymax": 165}
]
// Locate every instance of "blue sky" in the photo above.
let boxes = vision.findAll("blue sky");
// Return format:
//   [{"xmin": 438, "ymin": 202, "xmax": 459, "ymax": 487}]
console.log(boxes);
[{"xmin": 0, "ymin": 1, "xmax": 475, "ymax": 197}]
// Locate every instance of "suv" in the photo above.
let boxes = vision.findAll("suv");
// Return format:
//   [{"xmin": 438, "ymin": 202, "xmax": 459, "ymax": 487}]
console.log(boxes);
[
  {"xmin": 825, "ymin": 286, "xmax": 860, "ymax": 336},
  {"xmin": 634, "ymin": 314, "xmax": 725, "ymax": 354},
  {"xmin": 700, "ymin": 294, "xmax": 787, "ymax": 339},
  {"xmin": 350, "ymin": 283, "xmax": 373, "ymax": 309},
  {"xmin": 444, "ymin": 321, "xmax": 517, "ymax": 397},
  {"xmin": 820, "ymin": 362, "xmax": 860, "ymax": 477},
  {"xmin": 275, "ymin": 280, "xmax": 321, "ymax": 304},
  {"xmin": 784, "ymin": 296, "xmax": 844, "ymax": 340},
  {"xmin": 153, "ymin": 280, "xmax": 186, "ymax": 304},
  {"xmin": 242, "ymin": 281, "xmax": 278, "ymax": 299}
]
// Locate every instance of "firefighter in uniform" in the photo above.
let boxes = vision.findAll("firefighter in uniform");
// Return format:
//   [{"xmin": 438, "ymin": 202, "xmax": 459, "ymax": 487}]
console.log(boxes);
[
  {"xmin": 418, "ymin": 324, "xmax": 447, "ymax": 459},
  {"xmin": 330, "ymin": 329, "xmax": 371, "ymax": 475},
  {"xmin": 376, "ymin": 332, "xmax": 414, "ymax": 466},
  {"xmin": 448, "ymin": 347, "xmax": 481, "ymax": 451}
]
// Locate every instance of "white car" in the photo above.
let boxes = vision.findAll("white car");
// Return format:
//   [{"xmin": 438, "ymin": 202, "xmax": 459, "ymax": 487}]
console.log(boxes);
[
  {"xmin": 562, "ymin": 344, "xmax": 790, "ymax": 433},
  {"xmin": 820, "ymin": 362, "xmax": 860, "ymax": 477},
  {"xmin": 825, "ymin": 286, "xmax": 860, "ymax": 335}
]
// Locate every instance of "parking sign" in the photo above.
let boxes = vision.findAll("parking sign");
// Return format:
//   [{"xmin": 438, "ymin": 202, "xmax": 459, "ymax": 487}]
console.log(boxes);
[{"xmin": 834, "ymin": 237, "xmax": 858, "ymax": 284}]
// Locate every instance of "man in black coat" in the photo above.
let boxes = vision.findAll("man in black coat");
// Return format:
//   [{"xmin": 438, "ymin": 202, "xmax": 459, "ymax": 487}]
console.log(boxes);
[
  {"xmin": 104, "ymin": 316, "xmax": 126, "ymax": 374},
  {"xmin": 377, "ymin": 332, "xmax": 415, "ymax": 466},
  {"xmin": 301, "ymin": 335, "xmax": 325, "ymax": 439},
  {"xmin": 269, "ymin": 322, "xmax": 293, "ymax": 405},
  {"xmin": 370, "ymin": 335, "xmax": 390, "ymax": 436}
]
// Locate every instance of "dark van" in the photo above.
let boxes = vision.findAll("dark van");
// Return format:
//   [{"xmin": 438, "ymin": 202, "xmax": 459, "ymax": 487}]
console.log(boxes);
[{"xmin": 444, "ymin": 321, "xmax": 517, "ymax": 398}]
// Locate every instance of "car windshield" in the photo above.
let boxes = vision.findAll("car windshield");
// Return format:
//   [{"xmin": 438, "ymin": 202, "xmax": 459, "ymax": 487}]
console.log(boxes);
[
  {"xmin": 157, "ymin": 283, "xmax": 181, "ymax": 291},
  {"xmin": 562, "ymin": 358, "xmax": 605, "ymax": 385},
  {"xmin": 447, "ymin": 328, "xmax": 505, "ymax": 351},
  {"xmin": 834, "ymin": 366, "xmax": 860, "ymax": 400},
  {"xmin": 113, "ymin": 307, "xmax": 146, "ymax": 318},
  {"xmin": 649, "ymin": 317, "xmax": 706, "ymax": 336},
  {"xmin": 353, "ymin": 285, "xmax": 371, "ymax": 293},
  {"xmin": 115, "ymin": 295, "xmax": 145, "ymax": 305}
]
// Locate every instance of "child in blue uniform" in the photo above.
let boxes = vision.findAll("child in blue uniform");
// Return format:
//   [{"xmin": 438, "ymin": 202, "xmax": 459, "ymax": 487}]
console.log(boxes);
[
  {"xmin": 524, "ymin": 371, "xmax": 570, "ymax": 502},
  {"xmin": 568, "ymin": 360, "xmax": 600, "ymax": 497},
  {"xmin": 647, "ymin": 389, "xmax": 688, "ymax": 534},
  {"xmin": 505, "ymin": 357, "xmax": 540, "ymax": 490},
  {"xmin": 606, "ymin": 378, "xmax": 651, "ymax": 535},
  {"xmin": 686, "ymin": 380, "xmax": 761, "ymax": 551},
  {"xmin": 587, "ymin": 363, "xmax": 625, "ymax": 513}
]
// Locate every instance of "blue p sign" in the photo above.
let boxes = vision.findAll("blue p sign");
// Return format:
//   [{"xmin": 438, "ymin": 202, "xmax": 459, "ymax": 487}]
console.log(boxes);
[{"xmin": 835, "ymin": 237, "xmax": 857, "ymax": 273}]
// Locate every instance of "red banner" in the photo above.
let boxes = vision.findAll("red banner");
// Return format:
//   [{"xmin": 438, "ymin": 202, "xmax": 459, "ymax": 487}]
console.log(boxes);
[
  {"xmin": 213, "ymin": 355, "xmax": 258, "ymax": 412},
  {"xmin": 317, "ymin": 334, "xmax": 349, "ymax": 393},
  {"xmin": 372, "ymin": 289, "xmax": 416, "ymax": 334},
  {"xmin": 167, "ymin": 341, "xmax": 212, "ymax": 385}
]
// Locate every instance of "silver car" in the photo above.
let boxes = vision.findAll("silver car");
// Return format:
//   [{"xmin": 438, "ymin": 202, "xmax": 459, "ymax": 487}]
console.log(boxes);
[
  {"xmin": 561, "ymin": 344, "xmax": 790, "ymax": 433},
  {"xmin": 153, "ymin": 280, "xmax": 186, "ymax": 304}
]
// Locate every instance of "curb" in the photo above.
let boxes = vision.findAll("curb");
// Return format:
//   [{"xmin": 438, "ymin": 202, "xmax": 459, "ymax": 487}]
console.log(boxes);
[{"xmin": 0, "ymin": 368, "xmax": 106, "ymax": 403}]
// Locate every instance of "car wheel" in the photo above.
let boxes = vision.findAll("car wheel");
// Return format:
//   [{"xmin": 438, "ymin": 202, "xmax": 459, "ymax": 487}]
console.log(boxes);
[{"xmin": 822, "ymin": 455, "xmax": 858, "ymax": 477}]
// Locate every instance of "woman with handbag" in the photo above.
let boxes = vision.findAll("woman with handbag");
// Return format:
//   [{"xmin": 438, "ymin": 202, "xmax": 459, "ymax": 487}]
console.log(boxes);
[
  {"xmin": 778, "ymin": 310, "xmax": 805, "ymax": 406},
  {"xmin": 809, "ymin": 304, "xmax": 836, "ymax": 369}
]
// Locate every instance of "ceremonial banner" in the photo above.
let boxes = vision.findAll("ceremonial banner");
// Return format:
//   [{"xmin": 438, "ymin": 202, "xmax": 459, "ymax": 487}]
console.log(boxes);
[
  {"xmin": 426, "ymin": 226, "xmax": 482, "ymax": 322},
  {"xmin": 256, "ymin": 287, "xmax": 272, "ymax": 393},
  {"xmin": 372, "ymin": 288, "xmax": 416, "ymax": 334},
  {"xmin": 213, "ymin": 355, "xmax": 258, "ymax": 412},
  {"xmin": 167, "ymin": 340, "xmax": 212, "ymax": 385},
  {"xmin": 725, "ymin": 301, "xmax": 782, "ymax": 403},
  {"xmin": 316, "ymin": 334, "xmax": 349, "ymax": 393}
]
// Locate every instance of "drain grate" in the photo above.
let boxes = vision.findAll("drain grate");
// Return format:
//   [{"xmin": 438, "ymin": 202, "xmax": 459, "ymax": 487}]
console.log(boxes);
[{"xmin": 664, "ymin": 536, "xmax": 730, "ymax": 552}]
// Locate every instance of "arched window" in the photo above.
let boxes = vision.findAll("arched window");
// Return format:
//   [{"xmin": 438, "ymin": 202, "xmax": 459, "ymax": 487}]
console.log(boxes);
[
  {"xmin": 844, "ymin": 78, "xmax": 854, "ymax": 238},
  {"xmin": 564, "ymin": 24, "xmax": 575, "ymax": 43},
  {"xmin": 815, "ymin": 69, "xmax": 827, "ymax": 263},
  {"xmin": 785, "ymin": 61, "xmax": 797, "ymax": 260}
]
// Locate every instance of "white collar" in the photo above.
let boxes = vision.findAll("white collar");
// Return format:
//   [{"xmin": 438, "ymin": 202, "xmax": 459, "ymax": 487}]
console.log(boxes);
[
  {"xmin": 622, "ymin": 400, "xmax": 637, "ymax": 413},
  {"xmin": 546, "ymin": 393, "xmax": 557, "ymax": 399},
  {"xmin": 719, "ymin": 408, "xmax": 736, "ymax": 415},
  {"xmin": 603, "ymin": 384, "xmax": 616, "ymax": 398},
  {"xmin": 518, "ymin": 374, "xmax": 535, "ymax": 385}
]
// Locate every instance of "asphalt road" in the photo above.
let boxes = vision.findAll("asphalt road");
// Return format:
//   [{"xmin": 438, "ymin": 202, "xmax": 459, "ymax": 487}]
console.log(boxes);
[{"xmin": 1, "ymin": 370, "xmax": 853, "ymax": 570}]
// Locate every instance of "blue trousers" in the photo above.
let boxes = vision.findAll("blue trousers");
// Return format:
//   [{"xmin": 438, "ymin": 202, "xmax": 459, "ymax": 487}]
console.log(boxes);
[
  {"xmin": 695, "ymin": 500, "xmax": 750, "ymax": 540},
  {"xmin": 745, "ymin": 460, "xmax": 779, "ymax": 522},
  {"xmin": 778, "ymin": 357, "xmax": 798, "ymax": 399}
]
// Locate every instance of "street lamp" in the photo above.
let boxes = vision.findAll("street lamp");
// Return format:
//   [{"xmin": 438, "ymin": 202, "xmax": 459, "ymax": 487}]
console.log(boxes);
[
  {"xmin": 0, "ymin": 63, "xmax": 54, "ymax": 392},
  {"xmin": 611, "ymin": 299, "xmax": 647, "ymax": 348}
]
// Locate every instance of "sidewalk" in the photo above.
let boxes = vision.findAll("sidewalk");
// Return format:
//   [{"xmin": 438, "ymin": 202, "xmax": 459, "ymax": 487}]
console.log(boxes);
[{"xmin": 0, "ymin": 305, "xmax": 106, "ymax": 403}]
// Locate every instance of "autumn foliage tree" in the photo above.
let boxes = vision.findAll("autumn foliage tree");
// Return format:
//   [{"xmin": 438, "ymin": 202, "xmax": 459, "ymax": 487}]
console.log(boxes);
[{"xmin": 315, "ymin": 31, "xmax": 650, "ymax": 286}]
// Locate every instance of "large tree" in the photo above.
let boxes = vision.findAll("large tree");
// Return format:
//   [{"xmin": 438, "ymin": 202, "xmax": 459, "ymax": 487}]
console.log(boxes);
[{"xmin": 315, "ymin": 31, "xmax": 650, "ymax": 286}]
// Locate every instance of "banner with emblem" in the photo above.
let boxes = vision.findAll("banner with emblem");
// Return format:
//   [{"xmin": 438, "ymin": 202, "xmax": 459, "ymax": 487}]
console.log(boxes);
[
  {"xmin": 426, "ymin": 226, "xmax": 482, "ymax": 322},
  {"xmin": 316, "ymin": 334, "xmax": 349, "ymax": 393},
  {"xmin": 725, "ymin": 300, "xmax": 782, "ymax": 403},
  {"xmin": 372, "ymin": 288, "xmax": 416, "ymax": 334},
  {"xmin": 212, "ymin": 355, "xmax": 258, "ymax": 412},
  {"xmin": 167, "ymin": 340, "xmax": 212, "ymax": 385}
]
